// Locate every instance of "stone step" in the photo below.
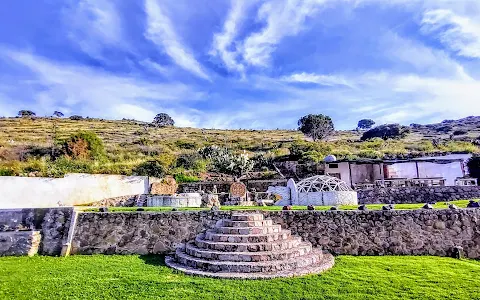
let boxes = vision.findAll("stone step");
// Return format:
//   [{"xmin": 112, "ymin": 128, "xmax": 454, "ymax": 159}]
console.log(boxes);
[
  {"xmin": 165, "ymin": 250, "xmax": 335, "ymax": 279},
  {"xmin": 204, "ymin": 229, "xmax": 292, "ymax": 243},
  {"xmin": 174, "ymin": 247, "xmax": 323, "ymax": 273},
  {"xmin": 231, "ymin": 214, "xmax": 264, "ymax": 221},
  {"xmin": 194, "ymin": 235, "xmax": 303, "ymax": 252},
  {"xmin": 222, "ymin": 219, "xmax": 273, "ymax": 227},
  {"xmin": 185, "ymin": 241, "xmax": 313, "ymax": 262},
  {"xmin": 215, "ymin": 225, "xmax": 282, "ymax": 235}
]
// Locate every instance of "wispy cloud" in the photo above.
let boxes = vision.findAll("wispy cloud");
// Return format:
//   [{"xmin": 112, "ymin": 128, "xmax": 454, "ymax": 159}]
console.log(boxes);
[
  {"xmin": 210, "ymin": 0, "xmax": 256, "ymax": 74},
  {"xmin": 65, "ymin": 0, "xmax": 124, "ymax": 59},
  {"xmin": 281, "ymin": 72, "xmax": 353, "ymax": 87},
  {"xmin": 241, "ymin": 0, "xmax": 326, "ymax": 67},
  {"xmin": 421, "ymin": 9, "xmax": 480, "ymax": 59},
  {"xmin": 1, "ymin": 49, "xmax": 205, "ymax": 125},
  {"xmin": 144, "ymin": 0, "xmax": 210, "ymax": 80}
]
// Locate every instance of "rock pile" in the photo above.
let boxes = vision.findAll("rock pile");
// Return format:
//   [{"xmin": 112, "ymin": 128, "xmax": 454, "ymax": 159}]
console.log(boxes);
[{"xmin": 165, "ymin": 213, "xmax": 334, "ymax": 279}]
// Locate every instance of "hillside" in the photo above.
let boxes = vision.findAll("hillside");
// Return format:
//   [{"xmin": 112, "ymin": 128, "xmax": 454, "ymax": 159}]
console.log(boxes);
[{"xmin": 0, "ymin": 117, "xmax": 479, "ymax": 178}]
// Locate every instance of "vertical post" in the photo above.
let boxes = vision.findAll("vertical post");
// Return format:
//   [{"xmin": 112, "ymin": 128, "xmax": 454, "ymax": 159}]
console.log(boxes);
[
  {"xmin": 415, "ymin": 161, "xmax": 420, "ymax": 178},
  {"xmin": 348, "ymin": 162, "xmax": 353, "ymax": 188}
]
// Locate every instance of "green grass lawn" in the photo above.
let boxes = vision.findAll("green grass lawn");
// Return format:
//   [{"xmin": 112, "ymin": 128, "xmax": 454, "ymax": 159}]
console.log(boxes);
[
  {"xmin": 81, "ymin": 199, "xmax": 474, "ymax": 212},
  {"xmin": 1, "ymin": 255, "xmax": 479, "ymax": 300}
]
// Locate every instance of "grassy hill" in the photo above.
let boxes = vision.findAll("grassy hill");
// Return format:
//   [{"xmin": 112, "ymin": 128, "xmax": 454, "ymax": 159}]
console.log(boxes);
[{"xmin": 0, "ymin": 117, "xmax": 479, "ymax": 178}]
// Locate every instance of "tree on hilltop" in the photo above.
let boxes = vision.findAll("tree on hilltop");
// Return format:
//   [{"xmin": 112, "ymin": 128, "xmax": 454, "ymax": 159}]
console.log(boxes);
[
  {"xmin": 357, "ymin": 119, "xmax": 375, "ymax": 130},
  {"xmin": 298, "ymin": 114, "xmax": 334, "ymax": 141},
  {"xmin": 153, "ymin": 113, "xmax": 175, "ymax": 127},
  {"xmin": 18, "ymin": 110, "xmax": 36, "ymax": 117},
  {"xmin": 53, "ymin": 111, "xmax": 64, "ymax": 118},
  {"xmin": 361, "ymin": 124, "xmax": 410, "ymax": 141}
]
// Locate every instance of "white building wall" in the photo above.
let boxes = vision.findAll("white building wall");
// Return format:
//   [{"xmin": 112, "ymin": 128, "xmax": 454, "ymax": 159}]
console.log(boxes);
[
  {"xmin": 325, "ymin": 162, "xmax": 351, "ymax": 186},
  {"xmin": 0, "ymin": 174, "xmax": 149, "ymax": 208},
  {"xmin": 417, "ymin": 162, "xmax": 464, "ymax": 186}
]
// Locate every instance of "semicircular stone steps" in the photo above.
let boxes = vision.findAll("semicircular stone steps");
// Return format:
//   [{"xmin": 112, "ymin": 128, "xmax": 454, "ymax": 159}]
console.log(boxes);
[{"xmin": 165, "ymin": 213, "xmax": 335, "ymax": 279}]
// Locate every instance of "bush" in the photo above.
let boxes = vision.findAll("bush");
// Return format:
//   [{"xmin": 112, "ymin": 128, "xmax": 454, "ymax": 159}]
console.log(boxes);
[
  {"xmin": 63, "ymin": 131, "xmax": 106, "ymax": 160},
  {"xmin": 153, "ymin": 113, "xmax": 174, "ymax": 127},
  {"xmin": 45, "ymin": 157, "xmax": 94, "ymax": 177},
  {"xmin": 18, "ymin": 110, "xmax": 36, "ymax": 117},
  {"xmin": 467, "ymin": 156, "xmax": 480, "ymax": 185},
  {"xmin": 453, "ymin": 129, "xmax": 468, "ymax": 136},
  {"xmin": 69, "ymin": 115, "xmax": 84, "ymax": 120},
  {"xmin": 176, "ymin": 152, "xmax": 206, "ymax": 172},
  {"xmin": 361, "ymin": 124, "xmax": 410, "ymax": 141},
  {"xmin": 175, "ymin": 140, "xmax": 200, "ymax": 150},
  {"xmin": 133, "ymin": 160, "xmax": 167, "ymax": 177},
  {"xmin": 174, "ymin": 173, "xmax": 200, "ymax": 183}
]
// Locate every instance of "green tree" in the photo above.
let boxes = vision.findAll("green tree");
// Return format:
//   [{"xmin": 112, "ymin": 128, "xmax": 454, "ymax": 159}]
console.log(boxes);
[
  {"xmin": 357, "ymin": 119, "xmax": 375, "ymax": 130},
  {"xmin": 18, "ymin": 110, "xmax": 36, "ymax": 117},
  {"xmin": 467, "ymin": 156, "xmax": 480, "ymax": 185},
  {"xmin": 53, "ymin": 111, "xmax": 64, "ymax": 118},
  {"xmin": 153, "ymin": 113, "xmax": 175, "ymax": 127},
  {"xmin": 298, "ymin": 114, "xmax": 334, "ymax": 141}
]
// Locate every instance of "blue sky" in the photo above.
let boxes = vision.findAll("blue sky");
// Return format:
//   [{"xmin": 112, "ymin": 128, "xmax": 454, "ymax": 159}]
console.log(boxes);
[{"xmin": 1, "ymin": 0, "xmax": 480, "ymax": 129}]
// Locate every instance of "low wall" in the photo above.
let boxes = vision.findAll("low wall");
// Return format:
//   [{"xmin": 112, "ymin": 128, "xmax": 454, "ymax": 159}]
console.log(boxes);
[
  {"xmin": 71, "ymin": 209, "xmax": 480, "ymax": 258},
  {"xmin": 0, "ymin": 208, "xmax": 74, "ymax": 255},
  {"xmin": 297, "ymin": 191, "xmax": 358, "ymax": 206},
  {"xmin": 0, "ymin": 231, "xmax": 41, "ymax": 256},
  {"xmin": 0, "ymin": 174, "xmax": 149, "ymax": 208},
  {"xmin": 358, "ymin": 186, "xmax": 480, "ymax": 204},
  {"xmin": 146, "ymin": 194, "xmax": 202, "ymax": 207}
]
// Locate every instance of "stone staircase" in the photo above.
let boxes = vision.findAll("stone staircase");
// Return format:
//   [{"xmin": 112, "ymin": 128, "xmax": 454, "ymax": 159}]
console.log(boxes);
[{"xmin": 165, "ymin": 213, "xmax": 334, "ymax": 279}]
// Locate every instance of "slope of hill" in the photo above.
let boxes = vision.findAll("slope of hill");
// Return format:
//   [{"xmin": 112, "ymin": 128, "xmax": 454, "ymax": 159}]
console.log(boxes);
[{"xmin": 0, "ymin": 117, "xmax": 478, "ymax": 178}]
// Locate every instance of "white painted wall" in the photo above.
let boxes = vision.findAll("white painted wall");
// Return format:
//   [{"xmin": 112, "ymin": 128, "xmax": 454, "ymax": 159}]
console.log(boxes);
[
  {"xmin": 417, "ymin": 162, "xmax": 464, "ymax": 186},
  {"xmin": 0, "ymin": 174, "xmax": 149, "ymax": 208},
  {"xmin": 297, "ymin": 191, "xmax": 358, "ymax": 206}
]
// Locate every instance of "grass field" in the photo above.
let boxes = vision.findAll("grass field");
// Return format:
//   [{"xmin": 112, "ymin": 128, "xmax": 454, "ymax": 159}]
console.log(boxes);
[
  {"xmin": 81, "ymin": 199, "xmax": 473, "ymax": 212},
  {"xmin": 1, "ymin": 255, "xmax": 479, "ymax": 300}
]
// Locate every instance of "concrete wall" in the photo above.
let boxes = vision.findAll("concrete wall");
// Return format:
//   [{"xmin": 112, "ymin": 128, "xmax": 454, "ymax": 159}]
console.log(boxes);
[
  {"xmin": 358, "ymin": 186, "xmax": 480, "ymax": 204},
  {"xmin": 296, "ymin": 191, "xmax": 358, "ymax": 206},
  {"xmin": 0, "ymin": 174, "xmax": 149, "ymax": 208},
  {"xmin": 71, "ymin": 209, "xmax": 480, "ymax": 258}
]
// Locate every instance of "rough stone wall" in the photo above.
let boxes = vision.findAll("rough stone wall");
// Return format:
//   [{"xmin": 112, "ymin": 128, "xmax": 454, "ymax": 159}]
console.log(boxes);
[
  {"xmin": 71, "ymin": 209, "xmax": 480, "ymax": 258},
  {"xmin": 0, "ymin": 231, "xmax": 41, "ymax": 256},
  {"xmin": 358, "ymin": 186, "xmax": 480, "ymax": 204},
  {"xmin": 0, "ymin": 208, "xmax": 74, "ymax": 255},
  {"xmin": 179, "ymin": 182, "xmax": 232, "ymax": 193},
  {"xmin": 245, "ymin": 180, "xmax": 287, "ymax": 192}
]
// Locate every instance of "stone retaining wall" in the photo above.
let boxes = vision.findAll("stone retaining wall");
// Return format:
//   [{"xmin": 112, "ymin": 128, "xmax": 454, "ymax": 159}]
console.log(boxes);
[
  {"xmin": 71, "ymin": 209, "xmax": 480, "ymax": 258},
  {"xmin": 0, "ymin": 231, "xmax": 41, "ymax": 256},
  {"xmin": 0, "ymin": 208, "xmax": 74, "ymax": 255},
  {"xmin": 358, "ymin": 186, "xmax": 480, "ymax": 204}
]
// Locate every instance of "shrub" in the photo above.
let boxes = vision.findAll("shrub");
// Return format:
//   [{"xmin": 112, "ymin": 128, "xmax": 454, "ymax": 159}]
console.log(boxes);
[
  {"xmin": 133, "ymin": 160, "xmax": 167, "ymax": 177},
  {"xmin": 176, "ymin": 152, "xmax": 206, "ymax": 171},
  {"xmin": 174, "ymin": 173, "xmax": 200, "ymax": 183},
  {"xmin": 436, "ymin": 125, "xmax": 453, "ymax": 133},
  {"xmin": 69, "ymin": 115, "xmax": 84, "ymax": 120},
  {"xmin": 174, "ymin": 140, "xmax": 199, "ymax": 150},
  {"xmin": 467, "ymin": 156, "xmax": 480, "ymax": 185},
  {"xmin": 361, "ymin": 124, "xmax": 410, "ymax": 141},
  {"xmin": 453, "ymin": 129, "xmax": 468, "ymax": 136},
  {"xmin": 45, "ymin": 157, "xmax": 94, "ymax": 177},
  {"xmin": 63, "ymin": 131, "xmax": 106, "ymax": 160}
]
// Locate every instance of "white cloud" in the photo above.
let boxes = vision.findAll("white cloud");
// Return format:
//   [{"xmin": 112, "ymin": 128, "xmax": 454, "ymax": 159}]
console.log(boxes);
[
  {"xmin": 210, "ymin": 1, "xmax": 256, "ymax": 74},
  {"xmin": 1, "ymin": 49, "xmax": 205, "ymax": 125},
  {"xmin": 281, "ymin": 72, "xmax": 353, "ymax": 87},
  {"xmin": 421, "ymin": 9, "xmax": 480, "ymax": 59},
  {"xmin": 241, "ymin": 0, "xmax": 326, "ymax": 67},
  {"xmin": 65, "ymin": 0, "xmax": 124, "ymax": 59},
  {"xmin": 144, "ymin": 0, "xmax": 210, "ymax": 80}
]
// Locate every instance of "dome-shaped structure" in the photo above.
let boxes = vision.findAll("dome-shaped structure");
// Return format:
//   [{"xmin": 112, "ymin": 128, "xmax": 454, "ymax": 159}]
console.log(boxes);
[
  {"xmin": 297, "ymin": 175, "xmax": 353, "ymax": 193},
  {"xmin": 324, "ymin": 155, "xmax": 337, "ymax": 163}
]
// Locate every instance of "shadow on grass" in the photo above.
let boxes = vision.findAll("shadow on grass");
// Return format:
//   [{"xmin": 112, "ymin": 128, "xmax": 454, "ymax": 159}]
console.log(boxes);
[{"xmin": 140, "ymin": 254, "xmax": 167, "ymax": 267}]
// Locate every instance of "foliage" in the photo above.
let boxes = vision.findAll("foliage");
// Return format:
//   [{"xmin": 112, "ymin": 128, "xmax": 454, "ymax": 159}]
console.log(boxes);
[
  {"xmin": 357, "ymin": 119, "xmax": 375, "ymax": 130},
  {"xmin": 69, "ymin": 115, "xmax": 84, "ymax": 120},
  {"xmin": 1, "ymin": 255, "xmax": 480, "ymax": 300},
  {"xmin": 18, "ymin": 110, "xmax": 36, "ymax": 117},
  {"xmin": 153, "ymin": 113, "xmax": 175, "ymax": 127},
  {"xmin": 53, "ymin": 111, "xmax": 64, "ymax": 118},
  {"xmin": 63, "ymin": 131, "xmax": 106, "ymax": 160},
  {"xmin": 133, "ymin": 153, "xmax": 176, "ymax": 177},
  {"xmin": 176, "ymin": 152, "xmax": 206, "ymax": 172},
  {"xmin": 467, "ymin": 156, "xmax": 480, "ymax": 185},
  {"xmin": 297, "ymin": 114, "xmax": 334, "ymax": 141},
  {"xmin": 452, "ymin": 129, "xmax": 468, "ymax": 136},
  {"xmin": 174, "ymin": 173, "xmax": 200, "ymax": 183},
  {"xmin": 199, "ymin": 146, "xmax": 254, "ymax": 177},
  {"xmin": 361, "ymin": 124, "xmax": 410, "ymax": 141}
]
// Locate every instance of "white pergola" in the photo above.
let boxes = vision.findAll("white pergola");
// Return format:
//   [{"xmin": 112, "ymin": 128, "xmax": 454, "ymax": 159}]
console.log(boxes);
[{"xmin": 297, "ymin": 175, "xmax": 353, "ymax": 193}]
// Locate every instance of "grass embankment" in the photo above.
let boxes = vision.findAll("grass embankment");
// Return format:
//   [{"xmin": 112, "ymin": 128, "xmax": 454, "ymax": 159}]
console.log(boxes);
[
  {"xmin": 1, "ymin": 117, "xmax": 478, "ymax": 177},
  {"xmin": 1, "ymin": 255, "xmax": 479, "ymax": 300},
  {"xmin": 81, "ymin": 200, "xmax": 473, "ymax": 212}
]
